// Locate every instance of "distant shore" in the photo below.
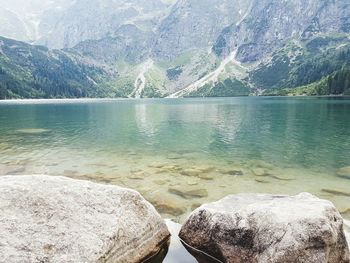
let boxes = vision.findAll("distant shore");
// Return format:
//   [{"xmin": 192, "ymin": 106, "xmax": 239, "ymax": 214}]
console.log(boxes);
[{"xmin": 0, "ymin": 95, "xmax": 350, "ymax": 104}]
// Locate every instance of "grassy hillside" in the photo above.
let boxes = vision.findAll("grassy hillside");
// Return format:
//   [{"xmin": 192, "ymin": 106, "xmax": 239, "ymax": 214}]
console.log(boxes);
[
  {"xmin": 250, "ymin": 35, "xmax": 350, "ymax": 95},
  {"xmin": 265, "ymin": 66, "xmax": 350, "ymax": 96},
  {"xmin": 186, "ymin": 79, "xmax": 250, "ymax": 97}
]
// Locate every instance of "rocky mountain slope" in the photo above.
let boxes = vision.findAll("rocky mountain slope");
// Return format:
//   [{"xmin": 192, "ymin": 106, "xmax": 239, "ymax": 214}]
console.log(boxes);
[
  {"xmin": 214, "ymin": 0, "xmax": 350, "ymax": 62},
  {"xmin": 0, "ymin": 0, "xmax": 349, "ymax": 99},
  {"xmin": 0, "ymin": 0, "xmax": 176, "ymax": 48}
]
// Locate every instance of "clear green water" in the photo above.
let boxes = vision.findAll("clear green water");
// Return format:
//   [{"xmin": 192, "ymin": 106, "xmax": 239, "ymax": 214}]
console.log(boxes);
[
  {"xmin": 1, "ymin": 97, "xmax": 350, "ymax": 262},
  {"xmin": 0, "ymin": 98, "xmax": 350, "ymax": 217},
  {"xmin": 0, "ymin": 97, "xmax": 350, "ymax": 221}
]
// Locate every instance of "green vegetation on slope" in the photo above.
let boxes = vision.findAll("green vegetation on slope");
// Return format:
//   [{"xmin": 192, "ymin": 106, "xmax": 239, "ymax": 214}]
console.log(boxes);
[
  {"xmin": 1, "ymin": 32, "xmax": 350, "ymax": 99},
  {"xmin": 0, "ymin": 37, "xmax": 118, "ymax": 99},
  {"xmin": 251, "ymin": 35, "xmax": 350, "ymax": 94},
  {"xmin": 265, "ymin": 66, "xmax": 350, "ymax": 96},
  {"xmin": 186, "ymin": 79, "xmax": 250, "ymax": 97}
]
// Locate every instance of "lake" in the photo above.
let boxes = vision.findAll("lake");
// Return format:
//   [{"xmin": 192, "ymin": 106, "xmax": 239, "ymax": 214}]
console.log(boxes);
[{"xmin": 0, "ymin": 97, "xmax": 350, "ymax": 262}]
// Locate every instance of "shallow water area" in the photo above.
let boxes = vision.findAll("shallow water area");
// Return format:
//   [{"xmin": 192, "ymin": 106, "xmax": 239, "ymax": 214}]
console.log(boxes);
[{"xmin": 0, "ymin": 97, "xmax": 349, "ymax": 260}]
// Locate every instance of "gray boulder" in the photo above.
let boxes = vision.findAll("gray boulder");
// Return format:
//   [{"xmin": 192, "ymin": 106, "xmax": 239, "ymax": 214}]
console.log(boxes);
[
  {"xmin": 0, "ymin": 175, "xmax": 170, "ymax": 263},
  {"xmin": 345, "ymin": 220, "xmax": 350, "ymax": 247},
  {"xmin": 179, "ymin": 193, "xmax": 350, "ymax": 263}
]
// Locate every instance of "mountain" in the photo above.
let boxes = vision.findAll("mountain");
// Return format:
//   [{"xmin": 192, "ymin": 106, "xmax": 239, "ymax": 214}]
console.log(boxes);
[
  {"xmin": 37, "ymin": 0, "xmax": 176, "ymax": 49},
  {"xmin": 0, "ymin": 0, "xmax": 74, "ymax": 43},
  {"xmin": 0, "ymin": 0, "xmax": 175, "ymax": 49},
  {"xmin": 153, "ymin": 0, "xmax": 253, "ymax": 59},
  {"xmin": 213, "ymin": 0, "xmax": 350, "ymax": 62},
  {"xmin": 0, "ymin": 0, "xmax": 349, "ymax": 99}
]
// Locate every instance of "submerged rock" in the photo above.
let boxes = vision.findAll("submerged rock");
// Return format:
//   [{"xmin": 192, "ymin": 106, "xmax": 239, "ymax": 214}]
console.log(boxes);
[
  {"xmin": 251, "ymin": 168, "xmax": 269, "ymax": 176},
  {"xmin": 16, "ymin": 128, "xmax": 51, "ymax": 134},
  {"xmin": 252, "ymin": 168, "xmax": 294, "ymax": 181},
  {"xmin": 269, "ymin": 174, "xmax": 294, "ymax": 181},
  {"xmin": 179, "ymin": 193, "xmax": 350, "ymax": 263},
  {"xmin": 181, "ymin": 168, "xmax": 202, "ymax": 177},
  {"xmin": 0, "ymin": 175, "xmax": 170, "ymax": 263},
  {"xmin": 0, "ymin": 164, "xmax": 26, "ymax": 175},
  {"xmin": 169, "ymin": 188, "xmax": 208, "ymax": 199},
  {"xmin": 147, "ymin": 192, "xmax": 187, "ymax": 217},
  {"xmin": 191, "ymin": 203, "xmax": 202, "ymax": 211},
  {"xmin": 63, "ymin": 169, "xmax": 79, "ymax": 176},
  {"xmin": 167, "ymin": 153, "xmax": 183, "ymax": 160},
  {"xmin": 163, "ymin": 165, "xmax": 182, "ymax": 172},
  {"xmin": 250, "ymin": 159, "xmax": 275, "ymax": 169},
  {"xmin": 195, "ymin": 166, "xmax": 216, "ymax": 173},
  {"xmin": 197, "ymin": 173, "xmax": 214, "ymax": 180},
  {"xmin": 156, "ymin": 165, "xmax": 182, "ymax": 174},
  {"xmin": 337, "ymin": 166, "xmax": 350, "ymax": 180},
  {"xmin": 181, "ymin": 168, "xmax": 214, "ymax": 180},
  {"xmin": 219, "ymin": 168, "xmax": 244, "ymax": 176},
  {"xmin": 128, "ymin": 170, "xmax": 149, "ymax": 180},
  {"xmin": 148, "ymin": 162, "xmax": 167, "ymax": 169},
  {"xmin": 153, "ymin": 179, "xmax": 168, "ymax": 186},
  {"xmin": 0, "ymin": 142, "xmax": 10, "ymax": 150},
  {"xmin": 255, "ymin": 178, "xmax": 270, "ymax": 184},
  {"xmin": 186, "ymin": 179, "xmax": 199, "ymax": 186},
  {"xmin": 341, "ymin": 209, "xmax": 350, "ymax": 218},
  {"xmin": 322, "ymin": 189, "xmax": 350, "ymax": 197}
]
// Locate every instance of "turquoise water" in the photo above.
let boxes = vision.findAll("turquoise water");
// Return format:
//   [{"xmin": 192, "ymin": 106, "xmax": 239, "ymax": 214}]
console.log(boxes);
[
  {"xmin": 0, "ymin": 97, "xmax": 350, "ymax": 262},
  {"xmin": 0, "ymin": 97, "xmax": 350, "ymax": 212}
]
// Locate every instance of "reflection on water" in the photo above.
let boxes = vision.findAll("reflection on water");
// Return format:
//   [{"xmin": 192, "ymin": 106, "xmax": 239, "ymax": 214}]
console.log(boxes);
[
  {"xmin": 0, "ymin": 97, "xmax": 350, "ymax": 259},
  {"xmin": 163, "ymin": 220, "xmax": 197, "ymax": 263}
]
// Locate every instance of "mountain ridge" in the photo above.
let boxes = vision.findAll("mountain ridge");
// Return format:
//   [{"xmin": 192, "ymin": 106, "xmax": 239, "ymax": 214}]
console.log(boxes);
[{"xmin": 0, "ymin": 0, "xmax": 349, "ymax": 99}]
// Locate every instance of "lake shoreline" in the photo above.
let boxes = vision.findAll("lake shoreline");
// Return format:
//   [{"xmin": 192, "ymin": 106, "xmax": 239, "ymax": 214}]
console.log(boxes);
[{"xmin": 0, "ymin": 95, "xmax": 350, "ymax": 104}]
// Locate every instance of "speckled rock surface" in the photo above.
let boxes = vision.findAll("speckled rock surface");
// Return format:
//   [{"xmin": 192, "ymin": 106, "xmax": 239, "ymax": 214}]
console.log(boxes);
[
  {"xmin": 179, "ymin": 193, "xmax": 350, "ymax": 263},
  {"xmin": 0, "ymin": 175, "xmax": 170, "ymax": 263},
  {"xmin": 345, "ymin": 220, "xmax": 350, "ymax": 247}
]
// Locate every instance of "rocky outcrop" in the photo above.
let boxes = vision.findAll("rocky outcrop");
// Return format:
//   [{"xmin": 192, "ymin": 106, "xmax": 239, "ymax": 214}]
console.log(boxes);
[
  {"xmin": 153, "ymin": 0, "xmax": 252, "ymax": 60},
  {"xmin": 0, "ymin": 175, "xmax": 170, "ymax": 263},
  {"xmin": 39, "ymin": 0, "xmax": 173, "ymax": 49},
  {"xmin": 214, "ymin": 0, "xmax": 350, "ymax": 62},
  {"xmin": 345, "ymin": 220, "xmax": 350, "ymax": 248},
  {"xmin": 73, "ymin": 24, "xmax": 154, "ymax": 64},
  {"xmin": 179, "ymin": 193, "xmax": 350, "ymax": 263}
]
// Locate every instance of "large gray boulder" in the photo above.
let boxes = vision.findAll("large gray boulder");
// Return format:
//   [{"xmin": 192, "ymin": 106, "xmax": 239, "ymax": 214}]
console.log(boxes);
[
  {"xmin": 179, "ymin": 193, "xmax": 350, "ymax": 263},
  {"xmin": 0, "ymin": 175, "xmax": 170, "ymax": 263},
  {"xmin": 345, "ymin": 220, "xmax": 350, "ymax": 247}
]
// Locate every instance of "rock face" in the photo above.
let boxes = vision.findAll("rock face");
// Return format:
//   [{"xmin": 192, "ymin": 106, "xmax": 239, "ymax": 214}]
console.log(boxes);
[
  {"xmin": 0, "ymin": 175, "xmax": 170, "ymax": 263},
  {"xmin": 179, "ymin": 193, "xmax": 350, "ymax": 263},
  {"xmin": 345, "ymin": 220, "xmax": 350, "ymax": 248},
  {"xmin": 153, "ymin": 0, "xmax": 253, "ymax": 60},
  {"xmin": 214, "ymin": 0, "xmax": 350, "ymax": 62}
]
